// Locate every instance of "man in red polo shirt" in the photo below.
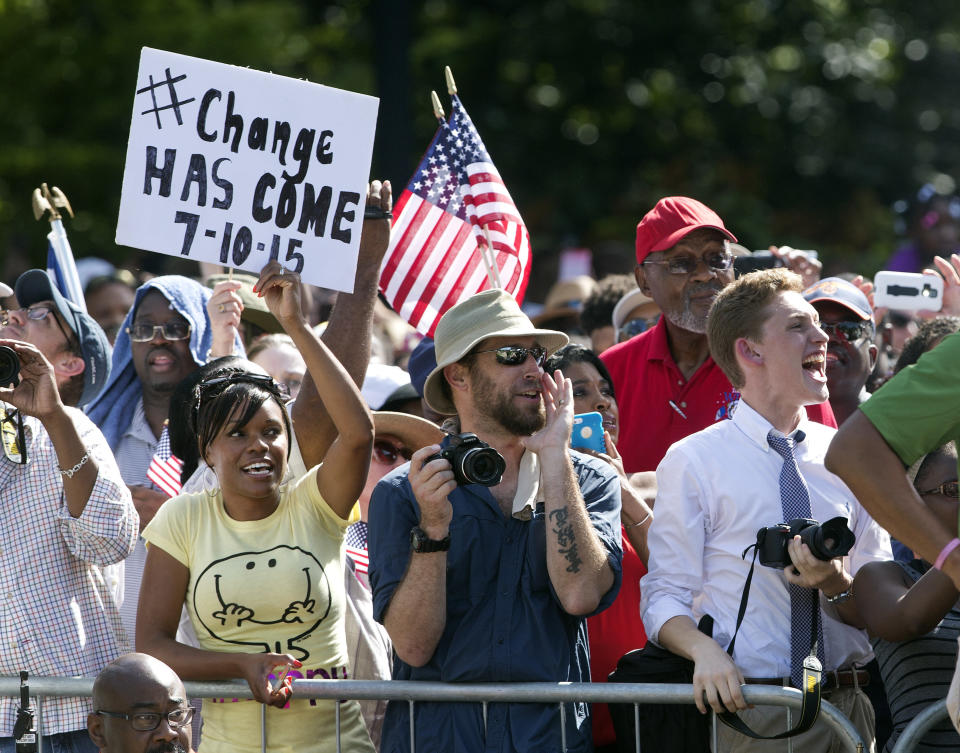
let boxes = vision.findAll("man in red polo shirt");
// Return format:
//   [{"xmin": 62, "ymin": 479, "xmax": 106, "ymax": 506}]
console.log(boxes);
[{"xmin": 601, "ymin": 196, "xmax": 836, "ymax": 473}]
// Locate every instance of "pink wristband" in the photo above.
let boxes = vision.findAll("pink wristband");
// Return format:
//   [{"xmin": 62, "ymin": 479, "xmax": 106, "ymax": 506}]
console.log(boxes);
[{"xmin": 934, "ymin": 538, "xmax": 960, "ymax": 571}]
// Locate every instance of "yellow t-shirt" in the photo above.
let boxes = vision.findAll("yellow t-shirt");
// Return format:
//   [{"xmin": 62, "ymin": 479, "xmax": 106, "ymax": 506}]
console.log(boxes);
[{"xmin": 143, "ymin": 469, "xmax": 374, "ymax": 753}]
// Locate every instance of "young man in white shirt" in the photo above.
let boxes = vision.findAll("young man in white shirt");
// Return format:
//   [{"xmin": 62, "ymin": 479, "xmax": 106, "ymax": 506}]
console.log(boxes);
[{"xmin": 640, "ymin": 268, "xmax": 891, "ymax": 752}]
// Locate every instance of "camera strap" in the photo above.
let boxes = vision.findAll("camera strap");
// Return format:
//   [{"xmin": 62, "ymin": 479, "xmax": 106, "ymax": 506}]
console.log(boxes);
[{"xmin": 715, "ymin": 544, "xmax": 823, "ymax": 739}]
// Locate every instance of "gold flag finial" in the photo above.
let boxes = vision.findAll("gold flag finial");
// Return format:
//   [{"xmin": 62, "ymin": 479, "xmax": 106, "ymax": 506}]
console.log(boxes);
[
  {"xmin": 32, "ymin": 183, "xmax": 73, "ymax": 222},
  {"xmin": 445, "ymin": 66, "xmax": 458, "ymax": 95},
  {"xmin": 431, "ymin": 90, "xmax": 445, "ymax": 121}
]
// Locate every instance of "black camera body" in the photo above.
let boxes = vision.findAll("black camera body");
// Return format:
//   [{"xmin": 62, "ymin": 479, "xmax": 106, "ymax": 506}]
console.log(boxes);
[
  {"xmin": 0, "ymin": 345, "xmax": 20, "ymax": 386},
  {"xmin": 756, "ymin": 516, "xmax": 856, "ymax": 570},
  {"xmin": 428, "ymin": 432, "xmax": 506, "ymax": 487}
]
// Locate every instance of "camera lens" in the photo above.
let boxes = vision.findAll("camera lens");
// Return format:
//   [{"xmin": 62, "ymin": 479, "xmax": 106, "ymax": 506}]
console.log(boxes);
[
  {"xmin": 0, "ymin": 346, "xmax": 19, "ymax": 386},
  {"xmin": 798, "ymin": 517, "xmax": 855, "ymax": 561},
  {"xmin": 461, "ymin": 447, "xmax": 506, "ymax": 486}
]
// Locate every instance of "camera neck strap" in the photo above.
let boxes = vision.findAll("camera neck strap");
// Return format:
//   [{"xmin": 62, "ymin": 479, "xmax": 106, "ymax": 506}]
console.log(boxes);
[{"xmin": 716, "ymin": 544, "xmax": 823, "ymax": 740}]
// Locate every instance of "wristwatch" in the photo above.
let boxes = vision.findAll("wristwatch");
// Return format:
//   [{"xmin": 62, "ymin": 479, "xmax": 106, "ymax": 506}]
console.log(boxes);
[{"xmin": 410, "ymin": 526, "xmax": 450, "ymax": 553}]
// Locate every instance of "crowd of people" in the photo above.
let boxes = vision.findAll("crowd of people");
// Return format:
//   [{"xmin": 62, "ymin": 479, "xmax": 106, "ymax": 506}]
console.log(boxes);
[{"xmin": 1, "ymin": 178, "xmax": 960, "ymax": 753}]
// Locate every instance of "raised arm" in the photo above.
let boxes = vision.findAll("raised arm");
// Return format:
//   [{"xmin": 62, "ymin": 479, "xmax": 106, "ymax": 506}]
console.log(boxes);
[
  {"xmin": 378, "ymin": 445, "xmax": 455, "ymax": 667},
  {"xmin": 293, "ymin": 180, "xmax": 392, "ymax": 468},
  {"xmin": 137, "ymin": 545, "xmax": 296, "ymax": 707},
  {"xmin": 255, "ymin": 262, "xmax": 374, "ymax": 518},
  {"xmin": 527, "ymin": 370, "xmax": 617, "ymax": 616},
  {"xmin": 826, "ymin": 411, "xmax": 960, "ymax": 589}
]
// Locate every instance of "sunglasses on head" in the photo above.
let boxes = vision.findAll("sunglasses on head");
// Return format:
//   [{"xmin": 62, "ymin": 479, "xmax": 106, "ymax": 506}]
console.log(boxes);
[
  {"xmin": 473, "ymin": 345, "xmax": 548, "ymax": 368},
  {"xmin": 1, "ymin": 406, "xmax": 27, "ymax": 465},
  {"xmin": 820, "ymin": 321, "xmax": 871, "ymax": 344},
  {"xmin": 917, "ymin": 480, "xmax": 959, "ymax": 499},
  {"xmin": 373, "ymin": 438, "xmax": 412, "ymax": 465}
]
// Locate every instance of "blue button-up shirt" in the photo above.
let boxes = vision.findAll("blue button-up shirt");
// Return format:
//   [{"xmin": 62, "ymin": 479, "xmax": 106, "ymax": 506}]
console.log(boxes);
[{"xmin": 369, "ymin": 448, "xmax": 622, "ymax": 753}]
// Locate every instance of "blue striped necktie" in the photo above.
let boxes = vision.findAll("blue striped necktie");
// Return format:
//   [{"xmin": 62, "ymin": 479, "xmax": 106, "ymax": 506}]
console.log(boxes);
[{"xmin": 767, "ymin": 429, "xmax": 826, "ymax": 688}]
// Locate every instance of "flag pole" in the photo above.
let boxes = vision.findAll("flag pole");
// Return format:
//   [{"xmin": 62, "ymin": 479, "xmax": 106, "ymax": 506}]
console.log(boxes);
[
  {"xmin": 32, "ymin": 183, "xmax": 87, "ymax": 312},
  {"xmin": 438, "ymin": 71, "xmax": 501, "ymax": 290}
]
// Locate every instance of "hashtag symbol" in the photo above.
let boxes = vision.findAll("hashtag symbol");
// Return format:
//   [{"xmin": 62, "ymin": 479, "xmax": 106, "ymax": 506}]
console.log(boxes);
[{"xmin": 137, "ymin": 67, "xmax": 196, "ymax": 129}]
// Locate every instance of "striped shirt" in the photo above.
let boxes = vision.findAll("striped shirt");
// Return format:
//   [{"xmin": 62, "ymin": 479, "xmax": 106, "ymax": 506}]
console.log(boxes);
[
  {"xmin": 0, "ymin": 407, "xmax": 137, "ymax": 735},
  {"xmin": 873, "ymin": 560, "xmax": 960, "ymax": 752}
]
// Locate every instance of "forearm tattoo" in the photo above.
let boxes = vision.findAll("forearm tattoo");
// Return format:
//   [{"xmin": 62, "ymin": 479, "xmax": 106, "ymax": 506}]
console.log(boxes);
[{"xmin": 549, "ymin": 507, "xmax": 583, "ymax": 573}]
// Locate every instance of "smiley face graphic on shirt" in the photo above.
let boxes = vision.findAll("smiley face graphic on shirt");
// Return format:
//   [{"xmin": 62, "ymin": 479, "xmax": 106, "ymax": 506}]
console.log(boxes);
[{"xmin": 193, "ymin": 545, "xmax": 332, "ymax": 661}]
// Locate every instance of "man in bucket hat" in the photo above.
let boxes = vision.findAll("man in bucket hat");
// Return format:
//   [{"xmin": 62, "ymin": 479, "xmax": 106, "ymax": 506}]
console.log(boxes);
[
  {"xmin": 0, "ymin": 270, "xmax": 136, "ymax": 751},
  {"xmin": 368, "ymin": 288, "xmax": 623, "ymax": 753}
]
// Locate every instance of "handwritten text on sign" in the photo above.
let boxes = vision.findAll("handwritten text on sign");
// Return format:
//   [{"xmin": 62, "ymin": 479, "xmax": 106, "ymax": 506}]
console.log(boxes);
[{"xmin": 116, "ymin": 47, "xmax": 379, "ymax": 292}]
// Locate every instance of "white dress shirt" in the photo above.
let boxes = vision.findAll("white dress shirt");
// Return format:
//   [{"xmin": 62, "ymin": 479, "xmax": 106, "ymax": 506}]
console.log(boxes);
[{"xmin": 641, "ymin": 399, "xmax": 891, "ymax": 679}]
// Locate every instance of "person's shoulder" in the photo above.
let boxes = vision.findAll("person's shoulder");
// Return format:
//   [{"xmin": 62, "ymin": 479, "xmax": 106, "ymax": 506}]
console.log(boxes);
[{"xmin": 601, "ymin": 330, "xmax": 653, "ymax": 366}]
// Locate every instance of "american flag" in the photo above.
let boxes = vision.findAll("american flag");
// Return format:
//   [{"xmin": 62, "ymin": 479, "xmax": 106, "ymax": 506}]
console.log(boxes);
[
  {"xmin": 345, "ymin": 521, "xmax": 369, "ymax": 576},
  {"xmin": 379, "ymin": 94, "xmax": 531, "ymax": 337},
  {"xmin": 146, "ymin": 423, "xmax": 183, "ymax": 498}
]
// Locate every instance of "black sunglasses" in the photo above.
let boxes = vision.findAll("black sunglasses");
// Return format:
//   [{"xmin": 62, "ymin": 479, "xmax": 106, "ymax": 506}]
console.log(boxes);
[
  {"xmin": 473, "ymin": 345, "xmax": 548, "ymax": 368},
  {"xmin": 373, "ymin": 438, "xmax": 412, "ymax": 465},
  {"xmin": 917, "ymin": 481, "xmax": 959, "ymax": 499},
  {"xmin": 820, "ymin": 321, "xmax": 872, "ymax": 344}
]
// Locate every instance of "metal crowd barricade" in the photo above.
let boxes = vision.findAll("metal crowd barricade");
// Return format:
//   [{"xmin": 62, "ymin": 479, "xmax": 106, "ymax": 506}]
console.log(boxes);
[
  {"xmin": 889, "ymin": 699, "xmax": 949, "ymax": 753},
  {"xmin": 0, "ymin": 676, "xmax": 866, "ymax": 753}
]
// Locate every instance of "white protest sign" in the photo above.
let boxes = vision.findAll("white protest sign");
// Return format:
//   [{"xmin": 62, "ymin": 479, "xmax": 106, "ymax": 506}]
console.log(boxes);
[{"xmin": 117, "ymin": 47, "xmax": 379, "ymax": 292}]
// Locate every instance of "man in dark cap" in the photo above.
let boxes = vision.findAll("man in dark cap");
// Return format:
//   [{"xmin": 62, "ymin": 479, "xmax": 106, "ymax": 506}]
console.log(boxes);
[{"xmin": 0, "ymin": 270, "xmax": 136, "ymax": 752}]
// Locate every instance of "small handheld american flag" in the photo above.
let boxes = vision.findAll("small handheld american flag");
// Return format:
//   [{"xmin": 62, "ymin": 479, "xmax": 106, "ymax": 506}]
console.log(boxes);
[
  {"xmin": 146, "ymin": 422, "xmax": 184, "ymax": 498},
  {"xmin": 379, "ymin": 93, "xmax": 531, "ymax": 337}
]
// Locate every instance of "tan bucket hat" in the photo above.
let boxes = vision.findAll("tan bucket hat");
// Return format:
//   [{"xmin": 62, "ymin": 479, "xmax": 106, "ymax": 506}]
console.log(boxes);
[{"xmin": 423, "ymin": 289, "xmax": 569, "ymax": 415}]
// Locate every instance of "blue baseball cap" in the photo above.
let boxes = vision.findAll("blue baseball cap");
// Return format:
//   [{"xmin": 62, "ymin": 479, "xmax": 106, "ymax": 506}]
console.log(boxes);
[
  {"xmin": 15, "ymin": 269, "xmax": 112, "ymax": 406},
  {"xmin": 406, "ymin": 337, "xmax": 437, "ymax": 399},
  {"xmin": 803, "ymin": 277, "xmax": 873, "ymax": 322}
]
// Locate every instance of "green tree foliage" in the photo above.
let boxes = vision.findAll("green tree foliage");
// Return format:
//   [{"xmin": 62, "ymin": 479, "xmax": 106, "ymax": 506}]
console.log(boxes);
[{"xmin": 3, "ymin": 0, "xmax": 960, "ymax": 292}]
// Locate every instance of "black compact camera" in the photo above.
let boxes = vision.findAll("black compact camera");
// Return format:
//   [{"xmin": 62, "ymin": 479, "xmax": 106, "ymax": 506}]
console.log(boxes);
[
  {"xmin": 733, "ymin": 250, "xmax": 786, "ymax": 277},
  {"xmin": 428, "ymin": 432, "xmax": 506, "ymax": 487},
  {"xmin": 0, "ymin": 346, "xmax": 19, "ymax": 386},
  {"xmin": 756, "ymin": 516, "xmax": 855, "ymax": 570}
]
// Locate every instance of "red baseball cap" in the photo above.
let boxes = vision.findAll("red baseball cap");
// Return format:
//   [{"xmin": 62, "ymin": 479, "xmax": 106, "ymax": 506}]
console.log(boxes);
[{"xmin": 635, "ymin": 197, "xmax": 737, "ymax": 264}]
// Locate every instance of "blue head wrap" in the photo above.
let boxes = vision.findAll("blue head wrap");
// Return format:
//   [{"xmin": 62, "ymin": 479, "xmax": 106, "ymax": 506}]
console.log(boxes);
[{"xmin": 85, "ymin": 275, "xmax": 245, "ymax": 449}]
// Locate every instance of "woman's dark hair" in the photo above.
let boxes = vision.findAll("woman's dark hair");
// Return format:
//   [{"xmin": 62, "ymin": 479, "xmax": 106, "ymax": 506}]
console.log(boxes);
[
  {"xmin": 169, "ymin": 357, "xmax": 291, "ymax": 483},
  {"xmin": 894, "ymin": 316, "xmax": 960, "ymax": 374},
  {"xmin": 543, "ymin": 344, "xmax": 616, "ymax": 401}
]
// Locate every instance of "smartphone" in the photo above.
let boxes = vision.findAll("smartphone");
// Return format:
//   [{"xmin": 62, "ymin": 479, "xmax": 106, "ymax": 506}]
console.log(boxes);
[
  {"xmin": 874, "ymin": 271, "xmax": 943, "ymax": 312},
  {"xmin": 571, "ymin": 412, "xmax": 606, "ymax": 453}
]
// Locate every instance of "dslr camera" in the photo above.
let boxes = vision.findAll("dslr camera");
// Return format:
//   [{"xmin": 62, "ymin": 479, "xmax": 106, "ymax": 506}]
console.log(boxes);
[
  {"xmin": 428, "ymin": 432, "xmax": 506, "ymax": 487},
  {"xmin": 0, "ymin": 345, "xmax": 19, "ymax": 386},
  {"xmin": 756, "ymin": 516, "xmax": 855, "ymax": 570}
]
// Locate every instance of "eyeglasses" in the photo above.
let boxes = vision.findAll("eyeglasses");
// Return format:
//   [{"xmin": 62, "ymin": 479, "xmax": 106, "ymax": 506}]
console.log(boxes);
[
  {"xmin": 820, "ymin": 321, "xmax": 872, "ymax": 344},
  {"xmin": 473, "ymin": 345, "xmax": 548, "ymax": 368},
  {"xmin": 642, "ymin": 252, "xmax": 734, "ymax": 276},
  {"xmin": 618, "ymin": 315, "xmax": 660, "ymax": 342},
  {"xmin": 0, "ymin": 305, "xmax": 55, "ymax": 325},
  {"xmin": 126, "ymin": 322, "xmax": 192, "ymax": 342},
  {"xmin": 95, "ymin": 706, "xmax": 194, "ymax": 732},
  {"xmin": 1, "ymin": 306, "xmax": 77, "ymax": 352},
  {"xmin": 1, "ymin": 407, "xmax": 27, "ymax": 465},
  {"xmin": 917, "ymin": 481, "xmax": 959, "ymax": 499},
  {"xmin": 373, "ymin": 438, "xmax": 412, "ymax": 465}
]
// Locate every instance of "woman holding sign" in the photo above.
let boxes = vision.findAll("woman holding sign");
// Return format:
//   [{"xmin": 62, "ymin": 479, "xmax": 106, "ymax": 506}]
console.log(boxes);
[{"xmin": 137, "ymin": 260, "xmax": 376, "ymax": 753}]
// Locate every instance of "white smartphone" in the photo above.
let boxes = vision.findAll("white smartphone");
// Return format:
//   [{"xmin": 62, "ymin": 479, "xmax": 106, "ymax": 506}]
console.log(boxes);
[{"xmin": 874, "ymin": 271, "xmax": 943, "ymax": 312}]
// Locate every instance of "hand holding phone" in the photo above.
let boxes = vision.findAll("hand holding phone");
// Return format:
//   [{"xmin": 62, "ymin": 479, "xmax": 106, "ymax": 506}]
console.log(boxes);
[
  {"xmin": 874, "ymin": 271, "xmax": 944, "ymax": 312},
  {"xmin": 571, "ymin": 412, "xmax": 606, "ymax": 454}
]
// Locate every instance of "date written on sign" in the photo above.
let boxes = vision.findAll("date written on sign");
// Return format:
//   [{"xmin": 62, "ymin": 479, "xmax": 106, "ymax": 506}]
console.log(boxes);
[{"xmin": 173, "ymin": 212, "xmax": 304, "ymax": 273}]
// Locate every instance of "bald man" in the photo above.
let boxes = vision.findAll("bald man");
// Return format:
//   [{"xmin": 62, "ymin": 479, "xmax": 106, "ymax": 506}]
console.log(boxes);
[{"xmin": 87, "ymin": 654, "xmax": 193, "ymax": 753}]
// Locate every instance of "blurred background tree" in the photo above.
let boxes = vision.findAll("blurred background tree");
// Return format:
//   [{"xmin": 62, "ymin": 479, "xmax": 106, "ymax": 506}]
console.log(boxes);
[{"xmin": 3, "ymin": 0, "xmax": 960, "ymax": 299}]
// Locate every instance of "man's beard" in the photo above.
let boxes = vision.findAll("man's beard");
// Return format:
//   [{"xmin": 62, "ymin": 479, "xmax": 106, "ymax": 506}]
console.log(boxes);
[
  {"xmin": 470, "ymin": 367, "xmax": 545, "ymax": 436},
  {"xmin": 663, "ymin": 281, "xmax": 724, "ymax": 334}
]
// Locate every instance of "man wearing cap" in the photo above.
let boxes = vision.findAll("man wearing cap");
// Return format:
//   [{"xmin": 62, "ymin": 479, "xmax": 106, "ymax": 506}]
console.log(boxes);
[
  {"xmin": 803, "ymin": 277, "xmax": 877, "ymax": 426},
  {"xmin": 0, "ymin": 270, "xmax": 137, "ymax": 752},
  {"xmin": 368, "ymin": 289, "xmax": 623, "ymax": 753},
  {"xmin": 600, "ymin": 196, "xmax": 836, "ymax": 473}
]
